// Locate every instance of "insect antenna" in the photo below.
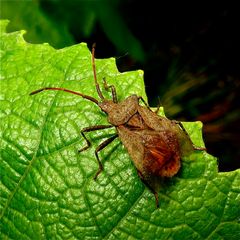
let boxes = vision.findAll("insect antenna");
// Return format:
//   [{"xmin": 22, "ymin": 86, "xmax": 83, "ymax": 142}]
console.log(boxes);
[
  {"xmin": 91, "ymin": 43, "xmax": 105, "ymax": 100},
  {"xmin": 30, "ymin": 87, "xmax": 99, "ymax": 105},
  {"xmin": 30, "ymin": 44, "xmax": 106, "ymax": 104}
]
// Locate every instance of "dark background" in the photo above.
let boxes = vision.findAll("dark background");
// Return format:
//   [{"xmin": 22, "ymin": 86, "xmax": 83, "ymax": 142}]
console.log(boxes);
[{"xmin": 1, "ymin": 0, "xmax": 239, "ymax": 171}]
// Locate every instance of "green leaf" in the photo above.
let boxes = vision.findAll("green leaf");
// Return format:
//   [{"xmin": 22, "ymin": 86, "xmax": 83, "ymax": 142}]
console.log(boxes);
[{"xmin": 1, "ymin": 20, "xmax": 239, "ymax": 240}]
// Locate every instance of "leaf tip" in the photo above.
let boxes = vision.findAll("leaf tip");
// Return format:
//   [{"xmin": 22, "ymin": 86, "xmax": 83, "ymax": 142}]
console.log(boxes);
[{"xmin": 0, "ymin": 19, "xmax": 10, "ymax": 33}]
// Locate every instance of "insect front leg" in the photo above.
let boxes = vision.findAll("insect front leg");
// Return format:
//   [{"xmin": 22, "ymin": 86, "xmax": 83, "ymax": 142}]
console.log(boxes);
[
  {"xmin": 94, "ymin": 134, "xmax": 118, "ymax": 180},
  {"xmin": 103, "ymin": 77, "xmax": 117, "ymax": 103},
  {"xmin": 79, "ymin": 125, "xmax": 114, "ymax": 152}
]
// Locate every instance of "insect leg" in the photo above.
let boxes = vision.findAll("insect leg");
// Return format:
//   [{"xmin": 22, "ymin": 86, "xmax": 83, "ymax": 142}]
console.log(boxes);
[
  {"xmin": 79, "ymin": 125, "xmax": 114, "ymax": 152},
  {"xmin": 173, "ymin": 120, "xmax": 207, "ymax": 151},
  {"xmin": 137, "ymin": 170, "xmax": 159, "ymax": 208},
  {"xmin": 103, "ymin": 77, "xmax": 118, "ymax": 103},
  {"xmin": 94, "ymin": 134, "xmax": 118, "ymax": 180},
  {"xmin": 155, "ymin": 97, "xmax": 162, "ymax": 114},
  {"xmin": 141, "ymin": 96, "xmax": 161, "ymax": 114},
  {"xmin": 138, "ymin": 96, "xmax": 151, "ymax": 110}
]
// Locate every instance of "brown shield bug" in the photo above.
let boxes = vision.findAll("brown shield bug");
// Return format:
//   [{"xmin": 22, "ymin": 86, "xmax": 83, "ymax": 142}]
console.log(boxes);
[{"xmin": 30, "ymin": 44, "xmax": 206, "ymax": 207}]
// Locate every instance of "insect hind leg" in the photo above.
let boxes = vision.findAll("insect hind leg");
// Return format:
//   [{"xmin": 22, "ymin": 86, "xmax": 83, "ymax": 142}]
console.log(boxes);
[
  {"xmin": 154, "ymin": 97, "xmax": 162, "ymax": 114},
  {"xmin": 173, "ymin": 120, "xmax": 207, "ymax": 151},
  {"xmin": 137, "ymin": 170, "xmax": 159, "ymax": 208},
  {"xmin": 138, "ymin": 96, "xmax": 152, "ymax": 111}
]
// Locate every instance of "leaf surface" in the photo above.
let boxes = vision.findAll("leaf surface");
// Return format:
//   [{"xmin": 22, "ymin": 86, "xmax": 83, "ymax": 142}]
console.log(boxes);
[{"xmin": 0, "ymin": 20, "xmax": 239, "ymax": 240}]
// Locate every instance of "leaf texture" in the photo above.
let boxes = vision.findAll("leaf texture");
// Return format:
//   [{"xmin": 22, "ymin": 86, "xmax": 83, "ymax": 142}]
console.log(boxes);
[{"xmin": 0, "ymin": 20, "xmax": 239, "ymax": 240}]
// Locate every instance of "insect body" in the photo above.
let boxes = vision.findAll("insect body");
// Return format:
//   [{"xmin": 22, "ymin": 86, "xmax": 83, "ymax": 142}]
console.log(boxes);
[{"xmin": 30, "ymin": 44, "xmax": 206, "ymax": 207}]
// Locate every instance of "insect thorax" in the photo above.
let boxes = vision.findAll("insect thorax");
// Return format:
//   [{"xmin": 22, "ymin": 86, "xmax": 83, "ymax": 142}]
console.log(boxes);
[{"xmin": 98, "ymin": 95, "xmax": 139, "ymax": 126}]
